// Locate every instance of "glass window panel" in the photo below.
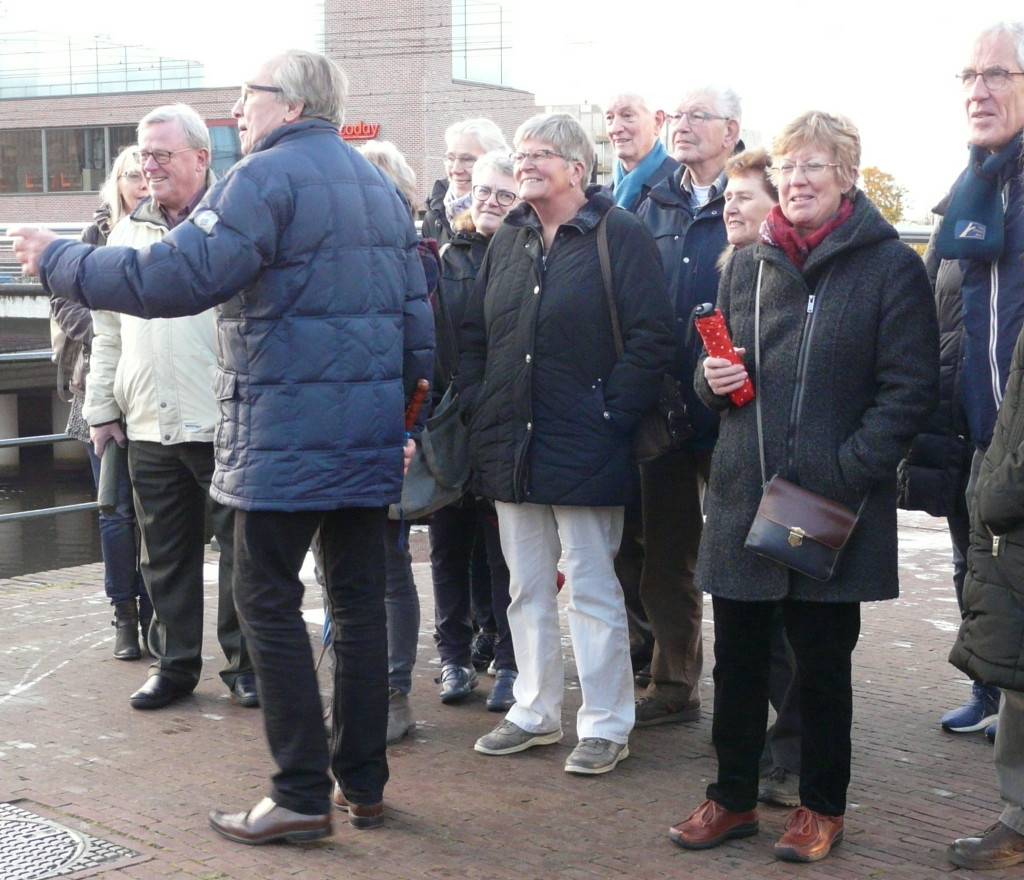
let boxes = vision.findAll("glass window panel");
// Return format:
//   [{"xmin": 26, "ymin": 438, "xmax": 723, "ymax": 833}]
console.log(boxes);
[
  {"xmin": 46, "ymin": 128, "xmax": 105, "ymax": 192},
  {"xmin": 208, "ymin": 126, "xmax": 241, "ymax": 178},
  {"xmin": 108, "ymin": 126, "xmax": 138, "ymax": 166},
  {"xmin": 0, "ymin": 130, "xmax": 43, "ymax": 194}
]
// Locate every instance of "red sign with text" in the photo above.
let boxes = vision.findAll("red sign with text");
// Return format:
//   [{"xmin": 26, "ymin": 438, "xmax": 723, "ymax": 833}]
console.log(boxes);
[{"xmin": 340, "ymin": 122, "xmax": 380, "ymax": 141}]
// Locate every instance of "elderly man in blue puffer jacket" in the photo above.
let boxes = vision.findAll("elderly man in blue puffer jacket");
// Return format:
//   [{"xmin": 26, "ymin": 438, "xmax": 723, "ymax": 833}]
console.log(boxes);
[{"xmin": 12, "ymin": 50, "xmax": 434, "ymax": 846}]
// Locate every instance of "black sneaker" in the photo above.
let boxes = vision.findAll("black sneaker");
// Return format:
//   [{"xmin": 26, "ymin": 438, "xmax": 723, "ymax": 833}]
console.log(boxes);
[{"xmin": 470, "ymin": 631, "xmax": 497, "ymax": 672}]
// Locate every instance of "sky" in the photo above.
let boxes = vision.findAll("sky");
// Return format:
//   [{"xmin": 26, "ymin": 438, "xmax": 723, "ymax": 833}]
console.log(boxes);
[{"xmin": 4, "ymin": 0, "xmax": 1024, "ymax": 219}]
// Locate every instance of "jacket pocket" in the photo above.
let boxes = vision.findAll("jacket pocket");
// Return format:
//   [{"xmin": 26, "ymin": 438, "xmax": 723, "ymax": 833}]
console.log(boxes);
[{"xmin": 213, "ymin": 369, "xmax": 239, "ymax": 456}]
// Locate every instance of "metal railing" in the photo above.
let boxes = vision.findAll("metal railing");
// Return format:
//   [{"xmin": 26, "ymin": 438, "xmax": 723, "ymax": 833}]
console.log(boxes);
[{"xmin": 0, "ymin": 429, "xmax": 98, "ymax": 523}]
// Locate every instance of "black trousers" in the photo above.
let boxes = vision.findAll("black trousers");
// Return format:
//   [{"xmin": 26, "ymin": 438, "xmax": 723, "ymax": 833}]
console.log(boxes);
[
  {"xmin": 128, "ymin": 440, "xmax": 248, "ymax": 688},
  {"xmin": 429, "ymin": 499, "xmax": 515, "ymax": 671},
  {"xmin": 708, "ymin": 596, "xmax": 860, "ymax": 817},
  {"xmin": 233, "ymin": 506, "xmax": 389, "ymax": 816},
  {"xmin": 764, "ymin": 606, "xmax": 801, "ymax": 774}
]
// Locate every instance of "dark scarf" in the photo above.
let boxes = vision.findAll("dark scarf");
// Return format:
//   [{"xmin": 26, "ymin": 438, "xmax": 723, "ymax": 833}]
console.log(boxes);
[
  {"xmin": 760, "ymin": 198, "xmax": 854, "ymax": 270},
  {"xmin": 935, "ymin": 131, "xmax": 1022, "ymax": 262}
]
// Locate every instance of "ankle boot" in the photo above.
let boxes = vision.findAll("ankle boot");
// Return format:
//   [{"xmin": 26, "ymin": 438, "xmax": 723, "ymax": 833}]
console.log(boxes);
[
  {"xmin": 138, "ymin": 611, "xmax": 152, "ymax": 657},
  {"xmin": 112, "ymin": 600, "xmax": 142, "ymax": 660}
]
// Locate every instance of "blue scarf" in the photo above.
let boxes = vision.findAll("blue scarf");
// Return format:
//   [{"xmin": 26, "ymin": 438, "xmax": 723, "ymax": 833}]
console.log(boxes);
[
  {"xmin": 936, "ymin": 131, "xmax": 1022, "ymax": 262},
  {"xmin": 612, "ymin": 140, "xmax": 668, "ymax": 212}
]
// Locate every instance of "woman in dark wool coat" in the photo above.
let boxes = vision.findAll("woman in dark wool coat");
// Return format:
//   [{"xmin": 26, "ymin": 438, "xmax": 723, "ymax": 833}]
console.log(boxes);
[{"xmin": 669, "ymin": 111, "xmax": 939, "ymax": 863}]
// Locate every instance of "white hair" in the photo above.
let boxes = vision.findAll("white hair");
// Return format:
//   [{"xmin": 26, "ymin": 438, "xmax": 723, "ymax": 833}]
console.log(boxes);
[
  {"xmin": 138, "ymin": 103, "xmax": 211, "ymax": 152},
  {"xmin": 269, "ymin": 49, "xmax": 349, "ymax": 126},
  {"xmin": 444, "ymin": 117, "xmax": 508, "ymax": 154},
  {"xmin": 677, "ymin": 86, "xmax": 742, "ymax": 123}
]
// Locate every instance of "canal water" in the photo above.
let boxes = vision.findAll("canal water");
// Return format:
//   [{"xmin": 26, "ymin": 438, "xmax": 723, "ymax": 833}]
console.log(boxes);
[{"xmin": 0, "ymin": 445, "xmax": 101, "ymax": 578}]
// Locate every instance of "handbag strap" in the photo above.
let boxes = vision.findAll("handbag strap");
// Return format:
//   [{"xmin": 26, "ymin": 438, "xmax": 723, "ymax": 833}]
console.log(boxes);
[
  {"xmin": 753, "ymin": 260, "xmax": 768, "ymax": 487},
  {"xmin": 435, "ymin": 243, "xmax": 463, "ymax": 386},
  {"xmin": 596, "ymin": 210, "xmax": 625, "ymax": 359}
]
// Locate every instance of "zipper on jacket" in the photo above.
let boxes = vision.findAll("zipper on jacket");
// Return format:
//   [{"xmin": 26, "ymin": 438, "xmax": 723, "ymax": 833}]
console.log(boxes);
[
  {"xmin": 785, "ymin": 285, "xmax": 823, "ymax": 475},
  {"xmin": 988, "ymin": 184, "xmax": 1010, "ymax": 414},
  {"xmin": 511, "ymin": 226, "xmax": 550, "ymax": 502},
  {"xmin": 989, "ymin": 260, "xmax": 1002, "ymax": 411},
  {"xmin": 988, "ymin": 525, "xmax": 1002, "ymax": 557}
]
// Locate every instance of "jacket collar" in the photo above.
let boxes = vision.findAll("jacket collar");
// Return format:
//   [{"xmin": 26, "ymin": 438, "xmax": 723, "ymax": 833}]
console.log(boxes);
[
  {"xmin": 251, "ymin": 118, "xmax": 340, "ymax": 154},
  {"xmin": 753, "ymin": 190, "xmax": 897, "ymax": 278},
  {"xmin": 129, "ymin": 196, "xmax": 171, "ymax": 230},
  {"xmin": 504, "ymin": 185, "xmax": 614, "ymax": 235}
]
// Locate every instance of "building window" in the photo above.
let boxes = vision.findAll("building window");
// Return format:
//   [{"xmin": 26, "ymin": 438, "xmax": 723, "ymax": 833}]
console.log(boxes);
[
  {"xmin": 0, "ymin": 122, "xmax": 239, "ymax": 194},
  {"xmin": 0, "ymin": 130, "xmax": 44, "ymax": 194},
  {"xmin": 45, "ymin": 128, "xmax": 106, "ymax": 192},
  {"xmin": 108, "ymin": 126, "xmax": 139, "ymax": 162},
  {"xmin": 451, "ymin": 0, "xmax": 507, "ymax": 87},
  {"xmin": 207, "ymin": 124, "xmax": 241, "ymax": 179}
]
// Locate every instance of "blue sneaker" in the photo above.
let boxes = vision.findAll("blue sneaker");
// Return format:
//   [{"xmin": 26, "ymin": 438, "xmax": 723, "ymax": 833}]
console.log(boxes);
[
  {"xmin": 940, "ymin": 683, "xmax": 1000, "ymax": 733},
  {"xmin": 486, "ymin": 668, "xmax": 517, "ymax": 712},
  {"xmin": 986, "ymin": 720, "xmax": 998, "ymax": 744}
]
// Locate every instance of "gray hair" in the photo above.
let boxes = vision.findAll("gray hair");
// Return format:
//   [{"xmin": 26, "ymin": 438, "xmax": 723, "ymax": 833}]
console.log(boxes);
[
  {"xmin": 360, "ymin": 139, "xmax": 417, "ymax": 218},
  {"xmin": 678, "ymin": 86, "xmax": 742, "ymax": 123},
  {"xmin": 137, "ymin": 103, "xmax": 211, "ymax": 152},
  {"xmin": 514, "ymin": 113, "xmax": 596, "ymax": 182},
  {"xmin": 99, "ymin": 146, "xmax": 142, "ymax": 227},
  {"xmin": 270, "ymin": 49, "xmax": 349, "ymax": 126},
  {"xmin": 444, "ymin": 117, "xmax": 508, "ymax": 154},
  {"xmin": 472, "ymin": 149, "xmax": 514, "ymax": 180},
  {"xmin": 976, "ymin": 21, "xmax": 1024, "ymax": 70}
]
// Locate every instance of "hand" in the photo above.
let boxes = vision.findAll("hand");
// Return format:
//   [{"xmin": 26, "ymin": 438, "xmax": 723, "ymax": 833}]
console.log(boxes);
[
  {"xmin": 8, "ymin": 225, "xmax": 59, "ymax": 277},
  {"xmin": 704, "ymin": 347, "xmax": 748, "ymax": 397},
  {"xmin": 403, "ymin": 438, "xmax": 416, "ymax": 476},
  {"xmin": 90, "ymin": 422, "xmax": 127, "ymax": 458}
]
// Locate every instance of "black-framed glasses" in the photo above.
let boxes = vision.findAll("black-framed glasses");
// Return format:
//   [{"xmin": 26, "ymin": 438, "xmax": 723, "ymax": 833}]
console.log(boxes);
[
  {"xmin": 239, "ymin": 83, "xmax": 284, "ymax": 103},
  {"xmin": 666, "ymin": 110, "xmax": 726, "ymax": 125},
  {"xmin": 775, "ymin": 162, "xmax": 841, "ymax": 180},
  {"xmin": 132, "ymin": 148, "xmax": 194, "ymax": 166},
  {"xmin": 472, "ymin": 184, "xmax": 517, "ymax": 206},
  {"xmin": 509, "ymin": 149, "xmax": 566, "ymax": 164},
  {"xmin": 958, "ymin": 67, "xmax": 1024, "ymax": 92}
]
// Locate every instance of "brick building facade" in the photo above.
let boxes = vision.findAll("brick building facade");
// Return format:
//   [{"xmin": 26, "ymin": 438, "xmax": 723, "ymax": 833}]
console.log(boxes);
[{"xmin": 0, "ymin": 1, "xmax": 536, "ymax": 224}]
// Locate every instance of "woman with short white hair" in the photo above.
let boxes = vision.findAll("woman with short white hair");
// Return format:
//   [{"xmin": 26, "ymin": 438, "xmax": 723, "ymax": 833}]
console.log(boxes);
[
  {"xmin": 458, "ymin": 113, "xmax": 675, "ymax": 775},
  {"xmin": 422, "ymin": 117, "xmax": 507, "ymax": 244}
]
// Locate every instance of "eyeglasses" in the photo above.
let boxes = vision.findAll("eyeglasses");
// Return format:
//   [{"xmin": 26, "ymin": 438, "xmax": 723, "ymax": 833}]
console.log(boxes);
[
  {"xmin": 509, "ymin": 149, "xmax": 566, "ymax": 164},
  {"xmin": 775, "ymin": 162, "xmax": 841, "ymax": 180},
  {"xmin": 239, "ymin": 83, "xmax": 283, "ymax": 104},
  {"xmin": 958, "ymin": 67, "xmax": 1024, "ymax": 92},
  {"xmin": 119, "ymin": 171, "xmax": 144, "ymax": 182},
  {"xmin": 472, "ymin": 185, "xmax": 517, "ymax": 206},
  {"xmin": 666, "ymin": 110, "xmax": 727, "ymax": 125},
  {"xmin": 132, "ymin": 148, "xmax": 194, "ymax": 166},
  {"xmin": 444, "ymin": 153, "xmax": 478, "ymax": 167}
]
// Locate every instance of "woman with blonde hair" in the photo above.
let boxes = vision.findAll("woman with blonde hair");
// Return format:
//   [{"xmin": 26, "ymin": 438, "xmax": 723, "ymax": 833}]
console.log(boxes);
[
  {"xmin": 670, "ymin": 111, "xmax": 938, "ymax": 861},
  {"xmin": 51, "ymin": 146, "xmax": 150, "ymax": 659}
]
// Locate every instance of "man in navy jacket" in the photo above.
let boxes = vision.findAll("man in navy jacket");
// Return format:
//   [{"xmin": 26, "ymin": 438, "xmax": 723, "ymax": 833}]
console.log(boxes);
[{"xmin": 13, "ymin": 49, "xmax": 434, "ymax": 846}]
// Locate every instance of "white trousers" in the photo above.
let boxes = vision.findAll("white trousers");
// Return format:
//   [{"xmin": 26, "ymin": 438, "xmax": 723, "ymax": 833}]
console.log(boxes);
[{"xmin": 495, "ymin": 502, "xmax": 634, "ymax": 743}]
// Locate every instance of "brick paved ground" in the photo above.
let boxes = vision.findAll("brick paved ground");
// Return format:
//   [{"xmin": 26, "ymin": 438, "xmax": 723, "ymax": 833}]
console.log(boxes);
[{"xmin": 0, "ymin": 513, "xmax": 1018, "ymax": 879}]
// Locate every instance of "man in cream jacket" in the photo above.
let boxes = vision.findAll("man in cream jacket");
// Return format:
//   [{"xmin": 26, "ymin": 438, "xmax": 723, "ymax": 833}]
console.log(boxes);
[{"xmin": 85, "ymin": 103, "xmax": 254, "ymax": 710}]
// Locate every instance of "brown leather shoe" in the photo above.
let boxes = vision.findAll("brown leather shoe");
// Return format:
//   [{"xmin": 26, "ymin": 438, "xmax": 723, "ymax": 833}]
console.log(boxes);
[
  {"xmin": 669, "ymin": 799, "xmax": 759, "ymax": 850},
  {"xmin": 208, "ymin": 797, "xmax": 332, "ymax": 845},
  {"xmin": 774, "ymin": 806, "xmax": 844, "ymax": 862},
  {"xmin": 331, "ymin": 782, "xmax": 384, "ymax": 829},
  {"xmin": 949, "ymin": 821, "xmax": 1024, "ymax": 869}
]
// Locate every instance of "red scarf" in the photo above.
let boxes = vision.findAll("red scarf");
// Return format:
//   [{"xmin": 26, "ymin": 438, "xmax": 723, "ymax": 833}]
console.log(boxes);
[{"xmin": 760, "ymin": 199, "xmax": 854, "ymax": 270}]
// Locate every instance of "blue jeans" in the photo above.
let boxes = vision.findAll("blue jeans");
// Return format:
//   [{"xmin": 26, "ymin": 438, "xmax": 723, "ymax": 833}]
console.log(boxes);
[
  {"xmin": 385, "ymin": 519, "xmax": 420, "ymax": 695},
  {"xmin": 313, "ymin": 519, "xmax": 420, "ymax": 695},
  {"xmin": 85, "ymin": 441, "xmax": 148, "ymax": 613}
]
